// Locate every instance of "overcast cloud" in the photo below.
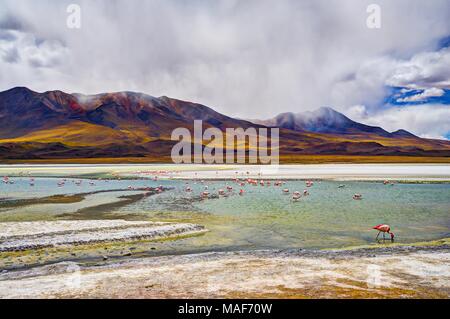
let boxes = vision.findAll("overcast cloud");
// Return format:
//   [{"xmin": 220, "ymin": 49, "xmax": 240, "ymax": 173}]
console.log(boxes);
[{"xmin": 0, "ymin": 0, "xmax": 449, "ymax": 138}]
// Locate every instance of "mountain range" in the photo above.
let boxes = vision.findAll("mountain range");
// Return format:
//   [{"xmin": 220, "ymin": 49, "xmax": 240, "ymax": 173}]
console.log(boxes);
[
  {"xmin": 252, "ymin": 107, "xmax": 417, "ymax": 138},
  {"xmin": 0, "ymin": 87, "xmax": 449, "ymax": 162}
]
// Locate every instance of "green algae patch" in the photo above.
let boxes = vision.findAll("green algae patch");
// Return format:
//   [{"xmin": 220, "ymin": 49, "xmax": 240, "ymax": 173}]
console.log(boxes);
[
  {"xmin": 0, "ymin": 194, "xmax": 85, "ymax": 209},
  {"xmin": 0, "ymin": 228, "xmax": 208, "ymax": 271},
  {"xmin": 324, "ymin": 237, "xmax": 450, "ymax": 252},
  {"xmin": 225, "ymin": 283, "xmax": 448, "ymax": 299}
]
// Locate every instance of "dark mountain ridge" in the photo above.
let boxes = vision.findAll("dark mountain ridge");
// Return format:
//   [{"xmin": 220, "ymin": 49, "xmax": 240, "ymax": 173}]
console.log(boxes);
[
  {"xmin": 255, "ymin": 107, "xmax": 417, "ymax": 138},
  {"xmin": 0, "ymin": 87, "xmax": 449, "ymax": 161}
]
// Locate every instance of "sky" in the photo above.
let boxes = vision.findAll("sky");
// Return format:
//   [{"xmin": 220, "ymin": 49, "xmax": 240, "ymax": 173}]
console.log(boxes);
[{"xmin": 0, "ymin": 0, "xmax": 449, "ymax": 139}]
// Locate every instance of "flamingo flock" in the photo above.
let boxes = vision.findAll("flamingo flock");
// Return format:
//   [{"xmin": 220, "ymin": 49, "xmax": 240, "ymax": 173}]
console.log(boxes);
[
  {"xmin": 185, "ymin": 178, "xmax": 319, "ymax": 202},
  {"xmin": 2, "ymin": 174, "xmax": 374, "ymax": 204},
  {"xmin": 1, "ymin": 172, "xmax": 398, "ymax": 243}
]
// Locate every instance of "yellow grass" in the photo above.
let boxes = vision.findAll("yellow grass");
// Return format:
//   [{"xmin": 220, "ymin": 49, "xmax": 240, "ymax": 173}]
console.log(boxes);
[
  {"xmin": 0, "ymin": 122, "xmax": 155, "ymax": 146},
  {"xmin": 1, "ymin": 155, "xmax": 449, "ymax": 164}
]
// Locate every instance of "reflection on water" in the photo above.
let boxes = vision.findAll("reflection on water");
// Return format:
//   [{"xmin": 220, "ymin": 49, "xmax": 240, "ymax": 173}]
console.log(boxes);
[{"xmin": 1, "ymin": 178, "xmax": 449, "ymax": 251}]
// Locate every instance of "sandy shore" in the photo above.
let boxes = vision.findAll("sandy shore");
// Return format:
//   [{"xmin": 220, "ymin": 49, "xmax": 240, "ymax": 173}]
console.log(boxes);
[
  {"xmin": 156, "ymin": 164, "xmax": 450, "ymax": 181},
  {"xmin": 0, "ymin": 220, "xmax": 207, "ymax": 252},
  {"xmin": 1, "ymin": 243, "xmax": 448, "ymax": 299},
  {"xmin": 1, "ymin": 164, "xmax": 449, "ymax": 181}
]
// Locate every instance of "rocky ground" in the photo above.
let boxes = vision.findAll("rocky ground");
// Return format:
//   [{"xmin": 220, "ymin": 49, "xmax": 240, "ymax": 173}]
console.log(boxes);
[{"xmin": 0, "ymin": 243, "xmax": 448, "ymax": 298}]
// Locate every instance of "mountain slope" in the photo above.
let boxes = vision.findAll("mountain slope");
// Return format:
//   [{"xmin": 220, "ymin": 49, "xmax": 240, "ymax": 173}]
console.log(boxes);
[
  {"xmin": 0, "ymin": 87, "xmax": 74, "ymax": 138},
  {"xmin": 0, "ymin": 87, "xmax": 449, "ymax": 161},
  {"xmin": 256, "ymin": 107, "xmax": 411, "ymax": 137}
]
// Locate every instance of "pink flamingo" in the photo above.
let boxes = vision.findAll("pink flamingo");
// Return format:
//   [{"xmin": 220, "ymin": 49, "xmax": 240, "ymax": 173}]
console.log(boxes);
[
  {"xmin": 201, "ymin": 190, "xmax": 209, "ymax": 198},
  {"xmin": 373, "ymin": 224, "xmax": 395, "ymax": 242}
]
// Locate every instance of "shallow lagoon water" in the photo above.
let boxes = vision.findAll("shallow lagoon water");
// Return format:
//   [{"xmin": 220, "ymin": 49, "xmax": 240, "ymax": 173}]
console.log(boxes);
[
  {"xmin": 0, "ymin": 177, "xmax": 160, "ymax": 199},
  {"xmin": 123, "ymin": 180, "xmax": 450, "ymax": 251},
  {"xmin": 1, "ymin": 177, "xmax": 449, "ymax": 253}
]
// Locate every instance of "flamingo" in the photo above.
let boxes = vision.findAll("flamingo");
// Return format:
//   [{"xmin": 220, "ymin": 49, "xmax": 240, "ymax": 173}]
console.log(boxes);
[
  {"xmin": 239, "ymin": 189, "xmax": 244, "ymax": 195},
  {"xmin": 201, "ymin": 190, "xmax": 209, "ymax": 198},
  {"xmin": 282, "ymin": 188, "xmax": 289, "ymax": 194},
  {"xmin": 353, "ymin": 193, "xmax": 362, "ymax": 200},
  {"xmin": 373, "ymin": 224, "xmax": 395, "ymax": 242}
]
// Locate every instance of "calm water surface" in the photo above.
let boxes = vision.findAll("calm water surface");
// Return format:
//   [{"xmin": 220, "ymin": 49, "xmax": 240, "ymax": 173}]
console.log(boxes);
[{"xmin": 1, "ymin": 178, "xmax": 449, "ymax": 251}]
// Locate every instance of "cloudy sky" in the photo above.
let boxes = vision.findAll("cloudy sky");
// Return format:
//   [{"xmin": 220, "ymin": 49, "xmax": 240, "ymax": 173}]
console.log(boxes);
[{"xmin": 0, "ymin": 0, "xmax": 449, "ymax": 138}]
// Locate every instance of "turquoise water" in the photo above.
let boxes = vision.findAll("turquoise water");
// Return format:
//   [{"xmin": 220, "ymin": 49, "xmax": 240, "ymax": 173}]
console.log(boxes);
[
  {"xmin": 120, "ymin": 179, "xmax": 450, "ymax": 250},
  {"xmin": 0, "ymin": 177, "xmax": 160, "ymax": 199},
  {"xmin": 1, "ymin": 178, "xmax": 449, "ymax": 251}
]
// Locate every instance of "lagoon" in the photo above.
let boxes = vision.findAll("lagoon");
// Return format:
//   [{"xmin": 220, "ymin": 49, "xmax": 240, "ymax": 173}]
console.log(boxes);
[{"xmin": 1, "ymin": 173, "xmax": 449, "ymax": 253}]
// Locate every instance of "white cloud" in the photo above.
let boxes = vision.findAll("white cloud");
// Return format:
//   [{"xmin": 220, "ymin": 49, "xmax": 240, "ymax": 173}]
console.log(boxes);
[
  {"xmin": 0, "ymin": 0, "xmax": 449, "ymax": 121},
  {"xmin": 386, "ymin": 47, "xmax": 450, "ymax": 90},
  {"xmin": 396, "ymin": 88, "xmax": 445, "ymax": 102},
  {"xmin": 331, "ymin": 45, "xmax": 450, "ymax": 116},
  {"xmin": 346, "ymin": 104, "xmax": 450, "ymax": 139},
  {"xmin": 345, "ymin": 104, "xmax": 368, "ymax": 119}
]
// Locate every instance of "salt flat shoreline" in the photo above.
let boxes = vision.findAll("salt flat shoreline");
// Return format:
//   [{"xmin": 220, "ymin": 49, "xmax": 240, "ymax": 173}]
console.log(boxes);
[
  {"xmin": 0, "ymin": 163, "xmax": 449, "ymax": 181},
  {"xmin": 1, "ymin": 242, "xmax": 448, "ymax": 298},
  {"xmin": 0, "ymin": 220, "xmax": 207, "ymax": 252}
]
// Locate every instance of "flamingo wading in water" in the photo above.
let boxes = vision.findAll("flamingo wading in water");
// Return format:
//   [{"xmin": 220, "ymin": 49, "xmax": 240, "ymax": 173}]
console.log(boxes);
[{"xmin": 373, "ymin": 224, "xmax": 395, "ymax": 242}]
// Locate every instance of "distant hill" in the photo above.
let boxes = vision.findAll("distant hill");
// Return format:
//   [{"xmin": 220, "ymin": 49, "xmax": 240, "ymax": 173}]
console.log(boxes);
[
  {"xmin": 253, "ymin": 106, "xmax": 417, "ymax": 138},
  {"xmin": 0, "ymin": 87, "xmax": 449, "ymax": 162}
]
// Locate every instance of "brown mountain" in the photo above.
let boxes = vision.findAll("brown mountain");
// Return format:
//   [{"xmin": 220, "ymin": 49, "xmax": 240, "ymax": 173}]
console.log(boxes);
[
  {"xmin": 253, "ymin": 107, "xmax": 417, "ymax": 137},
  {"xmin": 0, "ymin": 87, "xmax": 449, "ymax": 162}
]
